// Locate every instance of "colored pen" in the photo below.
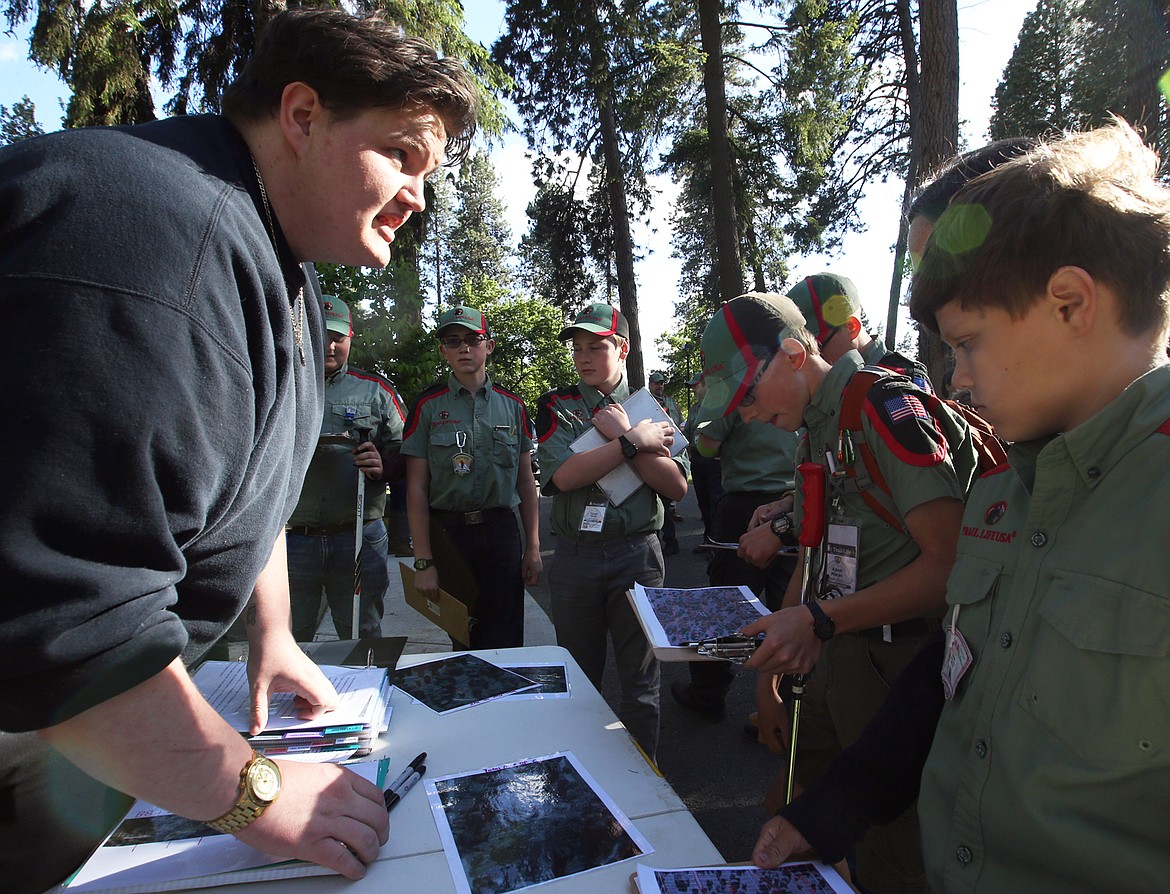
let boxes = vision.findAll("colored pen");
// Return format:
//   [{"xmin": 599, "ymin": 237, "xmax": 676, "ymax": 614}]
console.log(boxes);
[
  {"xmin": 384, "ymin": 766, "xmax": 425, "ymax": 812},
  {"xmin": 384, "ymin": 751, "xmax": 426, "ymax": 798}
]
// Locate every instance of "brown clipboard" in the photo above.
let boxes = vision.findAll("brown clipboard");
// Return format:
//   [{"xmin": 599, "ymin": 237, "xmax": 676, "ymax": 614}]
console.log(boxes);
[{"xmin": 398, "ymin": 562, "xmax": 472, "ymax": 643}]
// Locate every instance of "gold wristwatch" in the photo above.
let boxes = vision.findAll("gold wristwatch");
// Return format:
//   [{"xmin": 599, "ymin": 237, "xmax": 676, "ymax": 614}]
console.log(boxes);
[{"xmin": 205, "ymin": 751, "xmax": 282, "ymax": 834}]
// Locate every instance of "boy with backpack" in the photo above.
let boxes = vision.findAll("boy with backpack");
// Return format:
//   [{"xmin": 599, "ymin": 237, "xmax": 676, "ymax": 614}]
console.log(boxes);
[
  {"xmin": 754, "ymin": 119, "xmax": 1170, "ymax": 894},
  {"xmin": 696, "ymin": 291, "xmax": 980, "ymax": 894}
]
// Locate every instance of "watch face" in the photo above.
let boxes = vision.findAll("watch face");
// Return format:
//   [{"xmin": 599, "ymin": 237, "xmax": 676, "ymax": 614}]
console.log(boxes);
[
  {"xmin": 413, "ymin": 558, "xmax": 431, "ymax": 570},
  {"xmin": 249, "ymin": 760, "xmax": 281, "ymax": 802}
]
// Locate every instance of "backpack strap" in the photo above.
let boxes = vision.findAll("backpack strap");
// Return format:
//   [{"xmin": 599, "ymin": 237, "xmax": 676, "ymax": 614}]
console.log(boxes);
[{"xmin": 837, "ymin": 368, "xmax": 909, "ymax": 533}]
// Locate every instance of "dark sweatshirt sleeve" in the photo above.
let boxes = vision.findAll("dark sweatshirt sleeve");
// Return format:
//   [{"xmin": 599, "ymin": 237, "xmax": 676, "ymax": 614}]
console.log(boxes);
[{"xmin": 778, "ymin": 628, "xmax": 946, "ymax": 861}]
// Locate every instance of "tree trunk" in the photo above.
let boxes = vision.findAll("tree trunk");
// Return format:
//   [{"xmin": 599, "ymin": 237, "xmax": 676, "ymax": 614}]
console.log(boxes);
[
  {"xmin": 886, "ymin": 0, "xmax": 921, "ymax": 351},
  {"xmin": 588, "ymin": 26, "xmax": 645, "ymax": 388},
  {"xmin": 913, "ymin": 0, "xmax": 960, "ymax": 390},
  {"xmin": 698, "ymin": 0, "xmax": 744, "ymax": 303}
]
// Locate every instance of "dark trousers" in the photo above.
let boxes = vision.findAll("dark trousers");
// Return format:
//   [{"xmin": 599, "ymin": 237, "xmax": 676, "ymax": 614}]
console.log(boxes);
[
  {"xmin": 430, "ymin": 508, "xmax": 524, "ymax": 650},
  {"xmin": 688, "ymin": 491, "xmax": 796, "ymax": 708},
  {"xmin": 690, "ymin": 454, "xmax": 724, "ymax": 540},
  {"xmin": 548, "ymin": 533, "xmax": 663, "ymax": 759}
]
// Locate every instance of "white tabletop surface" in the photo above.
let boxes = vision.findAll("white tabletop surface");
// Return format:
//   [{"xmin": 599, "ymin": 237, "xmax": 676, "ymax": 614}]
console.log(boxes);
[{"xmin": 214, "ymin": 645, "xmax": 722, "ymax": 894}]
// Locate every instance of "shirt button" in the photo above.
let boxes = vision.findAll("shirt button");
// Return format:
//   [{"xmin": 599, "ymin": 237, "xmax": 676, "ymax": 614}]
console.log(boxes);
[
  {"xmin": 975, "ymin": 740, "xmax": 988, "ymax": 758},
  {"xmin": 1000, "ymin": 632, "xmax": 1013, "ymax": 649},
  {"xmin": 1087, "ymin": 467, "xmax": 1101, "ymax": 479},
  {"xmin": 1030, "ymin": 531, "xmax": 1047, "ymax": 547},
  {"xmin": 957, "ymin": 846, "xmax": 973, "ymax": 864}
]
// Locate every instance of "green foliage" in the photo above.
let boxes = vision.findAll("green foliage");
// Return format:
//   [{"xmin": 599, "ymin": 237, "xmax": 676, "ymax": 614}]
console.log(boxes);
[
  {"xmin": 990, "ymin": 0, "xmax": 1170, "ymax": 167},
  {"xmin": 0, "ymin": 95, "xmax": 46, "ymax": 143},
  {"xmin": 6, "ymin": 0, "xmax": 511, "ymax": 131},
  {"xmin": 316, "ymin": 261, "xmax": 440, "ymax": 405},
  {"xmin": 447, "ymin": 150, "xmax": 513, "ymax": 293}
]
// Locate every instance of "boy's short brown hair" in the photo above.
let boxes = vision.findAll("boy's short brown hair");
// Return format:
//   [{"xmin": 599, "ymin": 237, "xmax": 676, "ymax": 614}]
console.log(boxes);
[
  {"xmin": 222, "ymin": 8, "xmax": 479, "ymax": 165},
  {"xmin": 911, "ymin": 120, "xmax": 1170, "ymax": 337}
]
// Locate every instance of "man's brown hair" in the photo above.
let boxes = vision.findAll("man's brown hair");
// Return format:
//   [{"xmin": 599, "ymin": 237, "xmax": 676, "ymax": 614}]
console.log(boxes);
[
  {"xmin": 222, "ymin": 8, "xmax": 479, "ymax": 165},
  {"xmin": 911, "ymin": 119, "xmax": 1170, "ymax": 337}
]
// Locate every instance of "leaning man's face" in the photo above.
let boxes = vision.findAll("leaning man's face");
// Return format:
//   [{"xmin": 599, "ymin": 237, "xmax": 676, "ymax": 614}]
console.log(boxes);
[{"xmin": 298, "ymin": 104, "xmax": 447, "ymax": 268}]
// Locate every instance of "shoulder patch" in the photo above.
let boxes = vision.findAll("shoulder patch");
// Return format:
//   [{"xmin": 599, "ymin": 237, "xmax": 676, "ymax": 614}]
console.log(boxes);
[
  {"xmin": 861, "ymin": 378, "xmax": 947, "ymax": 467},
  {"xmin": 535, "ymin": 386, "xmax": 586, "ymax": 442},
  {"xmin": 403, "ymin": 384, "xmax": 451, "ymax": 439}
]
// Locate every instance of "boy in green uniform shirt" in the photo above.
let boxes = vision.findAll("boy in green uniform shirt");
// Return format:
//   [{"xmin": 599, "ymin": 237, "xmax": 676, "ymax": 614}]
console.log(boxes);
[
  {"xmin": 402, "ymin": 306, "xmax": 541, "ymax": 649},
  {"xmin": 697, "ymin": 291, "xmax": 979, "ymax": 894},
  {"xmin": 752, "ymin": 121, "xmax": 1170, "ymax": 894},
  {"xmin": 535, "ymin": 303, "xmax": 688, "ymax": 759}
]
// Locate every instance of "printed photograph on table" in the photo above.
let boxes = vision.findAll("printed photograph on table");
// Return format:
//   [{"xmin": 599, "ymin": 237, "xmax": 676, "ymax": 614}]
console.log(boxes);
[
  {"xmin": 393, "ymin": 653, "xmax": 539, "ymax": 713},
  {"xmin": 498, "ymin": 663, "xmax": 571, "ymax": 699},
  {"xmin": 635, "ymin": 862, "xmax": 854, "ymax": 894},
  {"xmin": 632, "ymin": 583, "xmax": 770, "ymax": 647},
  {"xmin": 427, "ymin": 751, "xmax": 653, "ymax": 894}
]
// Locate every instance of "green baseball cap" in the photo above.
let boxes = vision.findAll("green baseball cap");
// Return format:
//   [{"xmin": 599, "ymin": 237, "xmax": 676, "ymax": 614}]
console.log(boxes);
[
  {"xmin": 696, "ymin": 292, "xmax": 807, "ymax": 425},
  {"xmin": 322, "ymin": 295, "xmax": 352, "ymax": 337},
  {"xmin": 786, "ymin": 273, "xmax": 861, "ymax": 346},
  {"xmin": 649, "ymin": 371, "xmax": 666, "ymax": 383},
  {"xmin": 437, "ymin": 305, "xmax": 490, "ymax": 337},
  {"xmin": 557, "ymin": 302, "xmax": 630, "ymax": 341},
  {"xmin": 686, "ymin": 372, "xmax": 702, "ymax": 387}
]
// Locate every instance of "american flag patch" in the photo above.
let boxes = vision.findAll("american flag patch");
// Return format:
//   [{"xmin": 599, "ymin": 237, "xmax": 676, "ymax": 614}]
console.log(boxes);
[{"xmin": 885, "ymin": 393, "xmax": 930, "ymax": 423}]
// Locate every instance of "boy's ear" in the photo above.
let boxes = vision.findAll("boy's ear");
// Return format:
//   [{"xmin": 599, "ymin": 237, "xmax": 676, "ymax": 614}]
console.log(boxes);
[
  {"xmin": 1046, "ymin": 266, "xmax": 1097, "ymax": 335},
  {"xmin": 779, "ymin": 336, "xmax": 808, "ymax": 369},
  {"xmin": 845, "ymin": 316, "xmax": 863, "ymax": 340}
]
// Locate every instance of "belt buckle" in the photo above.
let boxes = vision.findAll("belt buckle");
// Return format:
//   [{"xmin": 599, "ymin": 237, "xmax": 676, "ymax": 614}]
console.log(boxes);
[{"xmin": 464, "ymin": 510, "xmax": 484, "ymax": 525}]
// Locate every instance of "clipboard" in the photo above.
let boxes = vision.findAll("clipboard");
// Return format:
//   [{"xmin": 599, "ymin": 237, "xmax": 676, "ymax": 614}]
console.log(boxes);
[
  {"xmin": 568, "ymin": 387, "xmax": 689, "ymax": 505},
  {"xmin": 399, "ymin": 562, "xmax": 472, "ymax": 643}
]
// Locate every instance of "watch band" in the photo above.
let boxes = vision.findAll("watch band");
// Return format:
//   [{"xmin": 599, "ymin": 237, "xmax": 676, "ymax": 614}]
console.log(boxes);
[
  {"xmin": 618, "ymin": 434, "xmax": 639, "ymax": 460},
  {"xmin": 206, "ymin": 752, "xmax": 281, "ymax": 835},
  {"xmin": 769, "ymin": 513, "xmax": 797, "ymax": 547},
  {"xmin": 806, "ymin": 599, "xmax": 836, "ymax": 641},
  {"xmin": 413, "ymin": 557, "xmax": 435, "ymax": 571}
]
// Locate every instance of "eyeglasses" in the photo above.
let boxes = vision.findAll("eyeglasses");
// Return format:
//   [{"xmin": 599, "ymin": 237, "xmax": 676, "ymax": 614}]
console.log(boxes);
[
  {"xmin": 817, "ymin": 325, "xmax": 841, "ymax": 349},
  {"xmin": 738, "ymin": 356, "xmax": 773, "ymax": 408},
  {"xmin": 440, "ymin": 333, "xmax": 488, "ymax": 349}
]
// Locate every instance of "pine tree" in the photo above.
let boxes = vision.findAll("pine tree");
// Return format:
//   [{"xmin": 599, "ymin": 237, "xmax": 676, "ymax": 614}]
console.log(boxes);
[{"xmin": 989, "ymin": 0, "xmax": 1080, "ymax": 140}]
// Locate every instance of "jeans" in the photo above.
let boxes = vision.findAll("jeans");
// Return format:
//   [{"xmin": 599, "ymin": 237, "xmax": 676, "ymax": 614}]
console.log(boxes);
[{"xmin": 287, "ymin": 519, "xmax": 390, "ymax": 641}]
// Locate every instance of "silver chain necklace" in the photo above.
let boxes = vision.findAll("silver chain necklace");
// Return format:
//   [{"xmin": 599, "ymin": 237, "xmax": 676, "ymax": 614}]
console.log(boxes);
[{"xmin": 250, "ymin": 155, "xmax": 306, "ymax": 366}]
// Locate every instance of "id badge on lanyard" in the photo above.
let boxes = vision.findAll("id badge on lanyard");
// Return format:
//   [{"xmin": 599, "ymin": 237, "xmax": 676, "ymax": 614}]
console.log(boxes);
[
  {"xmin": 580, "ymin": 497, "xmax": 608, "ymax": 533},
  {"xmin": 821, "ymin": 522, "xmax": 859, "ymax": 599}
]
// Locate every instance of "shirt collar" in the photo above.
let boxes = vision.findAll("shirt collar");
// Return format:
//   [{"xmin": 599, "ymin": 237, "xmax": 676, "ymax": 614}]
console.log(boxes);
[
  {"xmin": 579, "ymin": 376, "xmax": 630, "ymax": 409},
  {"xmin": 325, "ymin": 361, "xmax": 348, "ymax": 386},
  {"xmin": 1016, "ymin": 364, "xmax": 1170, "ymax": 489},
  {"xmin": 447, "ymin": 371, "xmax": 492, "ymax": 397}
]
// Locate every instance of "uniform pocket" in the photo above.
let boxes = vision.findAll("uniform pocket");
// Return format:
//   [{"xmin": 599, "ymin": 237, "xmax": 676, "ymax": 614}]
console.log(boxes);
[
  {"xmin": 1018, "ymin": 571, "xmax": 1170, "ymax": 767},
  {"xmin": 328, "ymin": 402, "xmax": 374, "ymax": 434},
  {"xmin": 491, "ymin": 428, "xmax": 519, "ymax": 470},
  {"xmin": 427, "ymin": 429, "xmax": 461, "ymax": 468}
]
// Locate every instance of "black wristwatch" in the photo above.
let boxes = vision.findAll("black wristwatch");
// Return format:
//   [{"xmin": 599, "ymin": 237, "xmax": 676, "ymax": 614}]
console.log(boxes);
[
  {"xmin": 769, "ymin": 512, "xmax": 797, "ymax": 547},
  {"xmin": 806, "ymin": 599, "xmax": 836, "ymax": 641},
  {"xmin": 618, "ymin": 434, "xmax": 639, "ymax": 460},
  {"xmin": 413, "ymin": 557, "xmax": 435, "ymax": 571}
]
